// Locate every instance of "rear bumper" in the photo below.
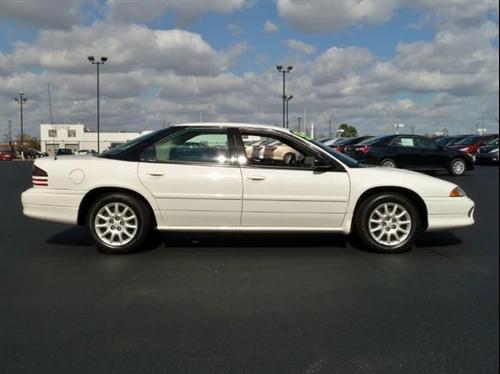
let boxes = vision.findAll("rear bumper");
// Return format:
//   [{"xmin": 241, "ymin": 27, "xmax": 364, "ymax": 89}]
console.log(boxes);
[
  {"xmin": 424, "ymin": 196, "xmax": 475, "ymax": 231},
  {"xmin": 21, "ymin": 188, "xmax": 85, "ymax": 225}
]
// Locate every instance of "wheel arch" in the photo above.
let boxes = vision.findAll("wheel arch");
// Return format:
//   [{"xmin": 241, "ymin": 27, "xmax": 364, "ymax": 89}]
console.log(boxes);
[
  {"xmin": 77, "ymin": 187, "xmax": 158, "ymax": 227},
  {"xmin": 352, "ymin": 186, "xmax": 428, "ymax": 230}
]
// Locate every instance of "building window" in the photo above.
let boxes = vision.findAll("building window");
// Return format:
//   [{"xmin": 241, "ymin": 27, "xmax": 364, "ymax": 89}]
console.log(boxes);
[
  {"xmin": 68, "ymin": 129, "xmax": 76, "ymax": 138},
  {"xmin": 48, "ymin": 130, "xmax": 57, "ymax": 138}
]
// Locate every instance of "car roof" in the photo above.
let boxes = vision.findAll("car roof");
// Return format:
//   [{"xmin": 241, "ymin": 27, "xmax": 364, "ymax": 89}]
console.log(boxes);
[{"xmin": 172, "ymin": 122, "xmax": 290, "ymax": 133}]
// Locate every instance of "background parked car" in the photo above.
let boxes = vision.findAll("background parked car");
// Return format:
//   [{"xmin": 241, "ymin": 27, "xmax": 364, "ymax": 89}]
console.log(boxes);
[
  {"xmin": 331, "ymin": 136, "xmax": 373, "ymax": 153},
  {"xmin": 77, "ymin": 149, "xmax": 97, "ymax": 155},
  {"xmin": 56, "ymin": 148, "xmax": 74, "ymax": 156},
  {"xmin": 24, "ymin": 148, "xmax": 44, "ymax": 159},
  {"xmin": 320, "ymin": 137, "xmax": 347, "ymax": 147},
  {"xmin": 436, "ymin": 135, "xmax": 470, "ymax": 147},
  {"xmin": 0, "ymin": 147, "xmax": 16, "ymax": 161},
  {"xmin": 449, "ymin": 134, "xmax": 498, "ymax": 160},
  {"xmin": 345, "ymin": 134, "xmax": 474, "ymax": 176},
  {"xmin": 475, "ymin": 137, "xmax": 499, "ymax": 165}
]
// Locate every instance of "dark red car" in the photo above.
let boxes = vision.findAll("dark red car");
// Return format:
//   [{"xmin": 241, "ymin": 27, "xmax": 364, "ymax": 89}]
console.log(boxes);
[
  {"xmin": 0, "ymin": 147, "xmax": 16, "ymax": 161},
  {"xmin": 449, "ymin": 134, "xmax": 498, "ymax": 159}
]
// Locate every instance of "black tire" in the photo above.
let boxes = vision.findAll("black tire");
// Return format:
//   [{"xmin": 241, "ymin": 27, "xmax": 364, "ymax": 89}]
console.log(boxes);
[
  {"xmin": 87, "ymin": 193, "xmax": 153, "ymax": 254},
  {"xmin": 449, "ymin": 157, "xmax": 466, "ymax": 176},
  {"xmin": 283, "ymin": 152, "xmax": 296, "ymax": 165},
  {"xmin": 354, "ymin": 193, "xmax": 420, "ymax": 253},
  {"xmin": 380, "ymin": 158, "xmax": 397, "ymax": 168}
]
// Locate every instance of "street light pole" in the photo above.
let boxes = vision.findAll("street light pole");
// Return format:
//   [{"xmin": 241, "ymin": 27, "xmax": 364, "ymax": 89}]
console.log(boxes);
[
  {"xmin": 285, "ymin": 95, "xmax": 293, "ymax": 129},
  {"xmin": 14, "ymin": 91, "xmax": 27, "ymax": 159},
  {"xmin": 276, "ymin": 65, "xmax": 293, "ymax": 128},
  {"xmin": 88, "ymin": 56, "xmax": 108, "ymax": 153}
]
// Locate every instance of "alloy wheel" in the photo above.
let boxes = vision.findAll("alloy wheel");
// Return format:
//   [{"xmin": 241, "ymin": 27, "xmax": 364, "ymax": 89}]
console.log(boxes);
[
  {"xmin": 368, "ymin": 202, "xmax": 412, "ymax": 247},
  {"xmin": 94, "ymin": 202, "xmax": 139, "ymax": 247}
]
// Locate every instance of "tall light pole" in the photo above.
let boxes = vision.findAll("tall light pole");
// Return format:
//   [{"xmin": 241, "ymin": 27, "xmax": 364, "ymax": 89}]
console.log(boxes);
[
  {"xmin": 14, "ymin": 91, "xmax": 27, "ymax": 159},
  {"xmin": 87, "ymin": 56, "xmax": 107, "ymax": 153},
  {"xmin": 276, "ymin": 65, "xmax": 293, "ymax": 128},
  {"xmin": 297, "ymin": 116, "xmax": 302, "ymax": 132},
  {"xmin": 285, "ymin": 95, "xmax": 293, "ymax": 129}
]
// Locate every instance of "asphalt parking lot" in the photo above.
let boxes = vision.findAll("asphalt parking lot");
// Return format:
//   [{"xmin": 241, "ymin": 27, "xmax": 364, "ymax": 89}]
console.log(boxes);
[{"xmin": 0, "ymin": 162, "xmax": 498, "ymax": 374}]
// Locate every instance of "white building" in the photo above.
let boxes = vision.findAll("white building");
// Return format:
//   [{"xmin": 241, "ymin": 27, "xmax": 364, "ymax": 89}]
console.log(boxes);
[{"xmin": 40, "ymin": 124, "xmax": 149, "ymax": 156}]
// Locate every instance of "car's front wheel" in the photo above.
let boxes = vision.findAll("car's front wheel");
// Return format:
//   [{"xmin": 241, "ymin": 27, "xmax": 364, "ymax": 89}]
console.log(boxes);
[
  {"xmin": 354, "ymin": 193, "xmax": 420, "ymax": 253},
  {"xmin": 87, "ymin": 193, "xmax": 153, "ymax": 254}
]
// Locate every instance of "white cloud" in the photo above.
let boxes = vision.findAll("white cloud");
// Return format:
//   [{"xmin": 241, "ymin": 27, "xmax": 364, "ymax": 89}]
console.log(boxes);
[
  {"xmin": 0, "ymin": 0, "xmax": 84, "ymax": 29},
  {"xmin": 286, "ymin": 39, "xmax": 316, "ymax": 55},
  {"xmin": 263, "ymin": 20, "xmax": 279, "ymax": 33},
  {"xmin": 0, "ymin": 23, "xmax": 240, "ymax": 76},
  {"xmin": 277, "ymin": 0, "xmax": 400, "ymax": 33},
  {"xmin": 276, "ymin": 0, "xmax": 499, "ymax": 33},
  {"xmin": 107, "ymin": 0, "xmax": 247, "ymax": 25}
]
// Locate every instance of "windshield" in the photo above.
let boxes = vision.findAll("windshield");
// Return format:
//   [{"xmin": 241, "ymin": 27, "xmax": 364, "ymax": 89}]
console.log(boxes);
[
  {"xmin": 488, "ymin": 138, "xmax": 499, "ymax": 146},
  {"xmin": 456, "ymin": 136, "xmax": 481, "ymax": 145},
  {"xmin": 436, "ymin": 137, "xmax": 451, "ymax": 145},
  {"xmin": 100, "ymin": 130, "xmax": 160, "ymax": 158}
]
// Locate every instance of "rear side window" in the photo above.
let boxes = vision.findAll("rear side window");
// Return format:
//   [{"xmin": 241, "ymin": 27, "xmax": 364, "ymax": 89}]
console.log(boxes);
[
  {"xmin": 414, "ymin": 137, "xmax": 441, "ymax": 150},
  {"xmin": 141, "ymin": 129, "xmax": 231, "ymax": 165},
  {"xmin": 392, "ymin": 137, "xmax": 415, "ymax": 147}
]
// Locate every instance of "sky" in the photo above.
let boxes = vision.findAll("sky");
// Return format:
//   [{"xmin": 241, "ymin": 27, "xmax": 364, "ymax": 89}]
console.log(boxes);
[{"xmin": 0, "ymin": 0, "xmax": 499, "ymax": 138}]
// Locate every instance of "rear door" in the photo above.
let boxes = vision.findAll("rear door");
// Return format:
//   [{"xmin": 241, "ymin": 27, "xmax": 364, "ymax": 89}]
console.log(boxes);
[
  {"xmin": 137, "ymin": 128, "xmax": 243, "ymax": 228},
  {"xmin": 389, "ymin": 136, "xmax": 420, "ymax": 168}
]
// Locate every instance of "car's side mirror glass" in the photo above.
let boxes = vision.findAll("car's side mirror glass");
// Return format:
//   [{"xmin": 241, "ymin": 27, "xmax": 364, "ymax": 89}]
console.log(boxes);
[{"xmin": 314, "ymin": 157, "xmax": 335, "ymax": 171}]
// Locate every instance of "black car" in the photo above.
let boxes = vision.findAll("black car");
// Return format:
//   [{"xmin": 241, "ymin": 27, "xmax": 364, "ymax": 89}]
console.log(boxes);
[
  {"xmin": 436, "ymin": 135, "xmax": 470, "ymax": 147},
  {"xmin": 330, "ymin": 136, "xmax": 373, "ymax": 153},
  {"xmin": 56, "ymin": 148, "xmax": 74, "ymax": 156},
  {"xmin": 345, "ymin": 134, "xmax": 474, "ymax": 176},
  {"xmin": 476, "ymin": 138, "xmax": 499, "ymax": 164}
]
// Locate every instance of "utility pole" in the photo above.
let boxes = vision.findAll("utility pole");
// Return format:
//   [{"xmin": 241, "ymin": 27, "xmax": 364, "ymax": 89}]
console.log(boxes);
[
  {"xmin": 328, "ymin": 118, "xmax": 332, "ymax": 137},
  {"xmin": 297, "ymin": 116, "xmax": 302, "ymax": 132}
]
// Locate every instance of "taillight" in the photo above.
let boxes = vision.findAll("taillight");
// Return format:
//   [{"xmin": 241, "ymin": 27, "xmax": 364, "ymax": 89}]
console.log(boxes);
[
  {"xmin": 32, "ymin": 165, "xmax": 48, "ymax": 186},
  {"xmin": 359, "ymin": 145, "xmax": 370, "ymax": 155},
  {"xmin": 336, "ymin": 146, "xmax": 345, "ymax": 153}
]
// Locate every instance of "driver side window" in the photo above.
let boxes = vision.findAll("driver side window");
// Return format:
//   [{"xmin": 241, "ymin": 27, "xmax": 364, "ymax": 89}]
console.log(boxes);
[{"xmin": 240, "ymin": 132, "xmax": 316, "ymax": 168}]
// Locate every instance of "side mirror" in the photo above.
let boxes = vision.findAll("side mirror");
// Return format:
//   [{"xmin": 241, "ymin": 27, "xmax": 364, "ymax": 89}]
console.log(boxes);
[{"xmin": 314, "ymin": 157, "xmax": 335, "ymax": 171}]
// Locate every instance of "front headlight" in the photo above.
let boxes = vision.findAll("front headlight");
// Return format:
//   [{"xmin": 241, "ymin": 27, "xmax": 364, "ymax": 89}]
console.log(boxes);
[
  {"xmin": 489, "ymin": 148, "xmax": 499, "ymax": 154},
  {"xmin": 450, "ymin": 186, "xmax": 466, "ymax": 197}
]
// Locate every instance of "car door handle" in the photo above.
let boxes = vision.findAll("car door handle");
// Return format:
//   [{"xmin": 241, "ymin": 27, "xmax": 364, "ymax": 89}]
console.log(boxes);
[
  {"xmin": 247, "ymin": 175, "xmax": 266, "ymax": 181},
  {"xmin": 147, "ymin": 172, "xmax": 165, "ymax": 177}
]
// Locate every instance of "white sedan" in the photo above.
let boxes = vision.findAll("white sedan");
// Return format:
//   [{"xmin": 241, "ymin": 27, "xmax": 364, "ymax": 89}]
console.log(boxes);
[{"xmin": 22, "ymin": 123, "xmax": 475, "ymax": 254}]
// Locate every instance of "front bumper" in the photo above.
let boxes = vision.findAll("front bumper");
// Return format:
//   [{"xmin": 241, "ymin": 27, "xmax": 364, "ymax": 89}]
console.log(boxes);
[
  {"xmin": 476, "ymin": 153, "xmax": 499, "ymax": 163},
  {"xmin": 424, "ymin": 196, "xmax": 475, "ymax": 231},
  {"xmin": 21, "ymin": 188, "xmax": 85, "ymax": 225}
]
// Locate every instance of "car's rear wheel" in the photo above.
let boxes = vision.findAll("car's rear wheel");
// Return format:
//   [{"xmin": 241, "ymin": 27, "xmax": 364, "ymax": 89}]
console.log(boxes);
[
  {"xmin": 449, "ymin": 157, "xmax": 466, "ymax": 176},
  {"xmin": 354, "ymin": 193, "xmax": 420, "ymax": 253},
  {"xmin": 380, "ymin": 158, "xmax": 397, "ymax": 168},
  {"xmin": 87, "ymin": 193, "xmax": 153, "ymax": 254}
]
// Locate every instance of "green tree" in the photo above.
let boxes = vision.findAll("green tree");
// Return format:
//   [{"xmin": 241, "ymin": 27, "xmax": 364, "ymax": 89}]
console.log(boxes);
[
  {"xmin": 14, "ymin": 133, "xmax": 41, "ymax": 150},
  {"xmin": 338, "ymin": 123, "xmax": 358, "ymax": 137}
]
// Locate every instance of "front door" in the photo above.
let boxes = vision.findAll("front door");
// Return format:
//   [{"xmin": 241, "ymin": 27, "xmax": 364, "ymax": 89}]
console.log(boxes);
[
  {"xmin": 137, "ymin": 128, "xmax": 243, "ymax": 228},
  {"xmin": 237, "ymin": 129, "xmax": 350, "ymax": 229}
]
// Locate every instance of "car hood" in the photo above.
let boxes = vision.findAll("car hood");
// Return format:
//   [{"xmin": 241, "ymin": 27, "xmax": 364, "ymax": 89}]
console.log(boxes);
[{"xmin": 348, "ymin": 166, "xmax": 461, "ymax": 198}]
